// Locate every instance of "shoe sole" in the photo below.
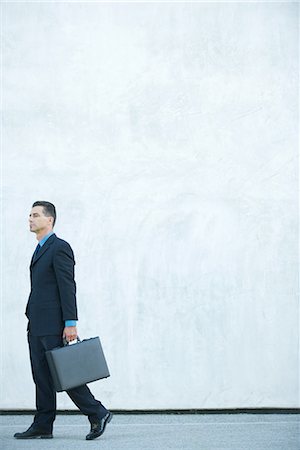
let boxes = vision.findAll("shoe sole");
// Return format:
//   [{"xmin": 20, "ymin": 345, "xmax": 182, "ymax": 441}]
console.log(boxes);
[
  {"xmin": 14, "ymin": 435, "xmax": 53, "ymax": 439},
  {"xmin": 100, "ymin": 411, "xmax": 113, "ymax": 436}
]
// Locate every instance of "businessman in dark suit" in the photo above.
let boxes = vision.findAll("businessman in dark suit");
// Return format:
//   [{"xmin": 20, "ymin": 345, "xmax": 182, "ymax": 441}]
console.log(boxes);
[{"xmin": 14, "ymin": 201, "xmax": 112, "ymax": 440}]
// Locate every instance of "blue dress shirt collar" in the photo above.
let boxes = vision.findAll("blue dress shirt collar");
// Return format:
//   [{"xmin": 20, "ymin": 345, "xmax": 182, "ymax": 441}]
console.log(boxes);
[{"xmin": 38, "ymin": 231, "xmax": 54, "ymax": 247}]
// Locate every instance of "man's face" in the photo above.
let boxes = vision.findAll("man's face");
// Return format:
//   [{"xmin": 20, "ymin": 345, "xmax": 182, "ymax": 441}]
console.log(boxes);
[{"xmin": 29, "ymin": 206, "xmax": 53, "ymax": 234}]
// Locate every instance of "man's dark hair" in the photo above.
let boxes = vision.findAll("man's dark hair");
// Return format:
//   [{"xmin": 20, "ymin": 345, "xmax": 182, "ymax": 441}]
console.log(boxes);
[{"xmin": 32, "ymin": 201, "xmax": 56, "ymax": 227}]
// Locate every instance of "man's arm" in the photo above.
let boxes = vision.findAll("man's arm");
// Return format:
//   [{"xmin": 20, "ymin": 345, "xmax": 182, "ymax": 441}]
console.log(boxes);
[{"xmin": 53, "ymin": 242, "xmax": 78, "ymax": 341}]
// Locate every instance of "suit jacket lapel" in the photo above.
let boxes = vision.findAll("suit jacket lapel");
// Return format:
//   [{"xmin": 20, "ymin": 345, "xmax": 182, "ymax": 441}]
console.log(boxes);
[{"xmin": 31, "ymin": 234, "xmax": 56, "ymax": 268}]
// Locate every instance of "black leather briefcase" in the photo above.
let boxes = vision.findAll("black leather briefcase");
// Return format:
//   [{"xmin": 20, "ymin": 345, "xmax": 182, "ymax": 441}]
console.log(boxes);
[{"xmin": 45, "ymin": 337, "xmax": 110, "ymax": 392}]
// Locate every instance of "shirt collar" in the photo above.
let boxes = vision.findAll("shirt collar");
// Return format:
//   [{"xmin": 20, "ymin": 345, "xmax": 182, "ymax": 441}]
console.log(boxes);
[{"xmin": 38, "ymin": 231, "xmax": 54, "ymax": 247}]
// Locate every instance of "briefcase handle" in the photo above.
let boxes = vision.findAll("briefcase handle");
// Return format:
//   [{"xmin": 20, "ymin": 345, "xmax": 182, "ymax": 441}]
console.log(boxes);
[{"xmin": 63, "ymin": 336, "xmax": 81, "ymax": 346}]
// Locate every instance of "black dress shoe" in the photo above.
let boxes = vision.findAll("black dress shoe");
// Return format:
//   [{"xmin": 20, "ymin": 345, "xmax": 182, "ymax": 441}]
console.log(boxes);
[
  {"xmin": 14, "ymin": 425, "xmax": 53, "ymax": 439},
  {"xmin": 86, "ymin": 411, "xmax": 113, "ymax": 440}
]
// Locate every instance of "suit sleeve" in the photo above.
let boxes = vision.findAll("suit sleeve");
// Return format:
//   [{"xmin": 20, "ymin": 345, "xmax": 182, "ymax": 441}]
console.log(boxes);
[{"xmin": 53, "ymin": 242, "xmax": 78, "ymax": 321}]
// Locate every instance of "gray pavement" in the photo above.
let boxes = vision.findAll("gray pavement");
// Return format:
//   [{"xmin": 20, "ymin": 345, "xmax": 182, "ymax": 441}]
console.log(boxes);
[{"xmin": 0, "ymin": 414, "xmax": 299, "ymax": 450}]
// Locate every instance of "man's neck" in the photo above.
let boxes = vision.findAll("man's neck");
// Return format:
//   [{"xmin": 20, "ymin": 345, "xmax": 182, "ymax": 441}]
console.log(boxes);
[{"xmin": 36, "ymin": 229, "xmax": 53, "ymax": 242}]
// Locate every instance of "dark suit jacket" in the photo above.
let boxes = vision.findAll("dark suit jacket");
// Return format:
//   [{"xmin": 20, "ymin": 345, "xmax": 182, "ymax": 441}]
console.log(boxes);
[{"xmin": 25, "ymin": 233, "xmax": 78, "ymax": 336}]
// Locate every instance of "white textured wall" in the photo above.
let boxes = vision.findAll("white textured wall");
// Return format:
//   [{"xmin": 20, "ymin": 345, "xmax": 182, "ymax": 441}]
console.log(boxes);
[{"xmin": 1, "ymin": 2, "xmax": 299, "ymax": 410}]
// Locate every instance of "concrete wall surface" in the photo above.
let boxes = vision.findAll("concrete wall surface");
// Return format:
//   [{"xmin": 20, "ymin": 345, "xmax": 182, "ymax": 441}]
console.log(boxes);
[{"xmin": 1, "ymin": 2, "xmax": 299, "ymax": 410}]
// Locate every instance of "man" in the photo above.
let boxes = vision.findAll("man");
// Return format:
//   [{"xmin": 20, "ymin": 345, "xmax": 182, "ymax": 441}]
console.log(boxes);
[{"xmin": 14, "ymin": 201, "xmax": 112, "ymax": 440}]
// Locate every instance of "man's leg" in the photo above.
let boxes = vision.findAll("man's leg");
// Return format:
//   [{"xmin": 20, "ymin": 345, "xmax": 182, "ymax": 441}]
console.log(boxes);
[
  {"xmin": 67, "ymin": 384, "xmax": 108, "ymax": 421},
  {"xmin": 28, "ymin": 333, "xmax": 61, "ymax": 432}
]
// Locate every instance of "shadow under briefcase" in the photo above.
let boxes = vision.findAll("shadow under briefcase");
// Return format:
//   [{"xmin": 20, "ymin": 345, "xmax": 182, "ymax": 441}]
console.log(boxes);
[{"xmin": 45, "ymin": 336, "xmax": 110, "ymax": 392}]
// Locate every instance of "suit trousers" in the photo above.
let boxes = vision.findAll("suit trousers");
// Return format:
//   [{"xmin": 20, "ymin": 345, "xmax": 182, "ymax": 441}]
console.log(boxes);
[{"xmin": 28, "ymin": 332, "xmax": 108, "ymax": 432}]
